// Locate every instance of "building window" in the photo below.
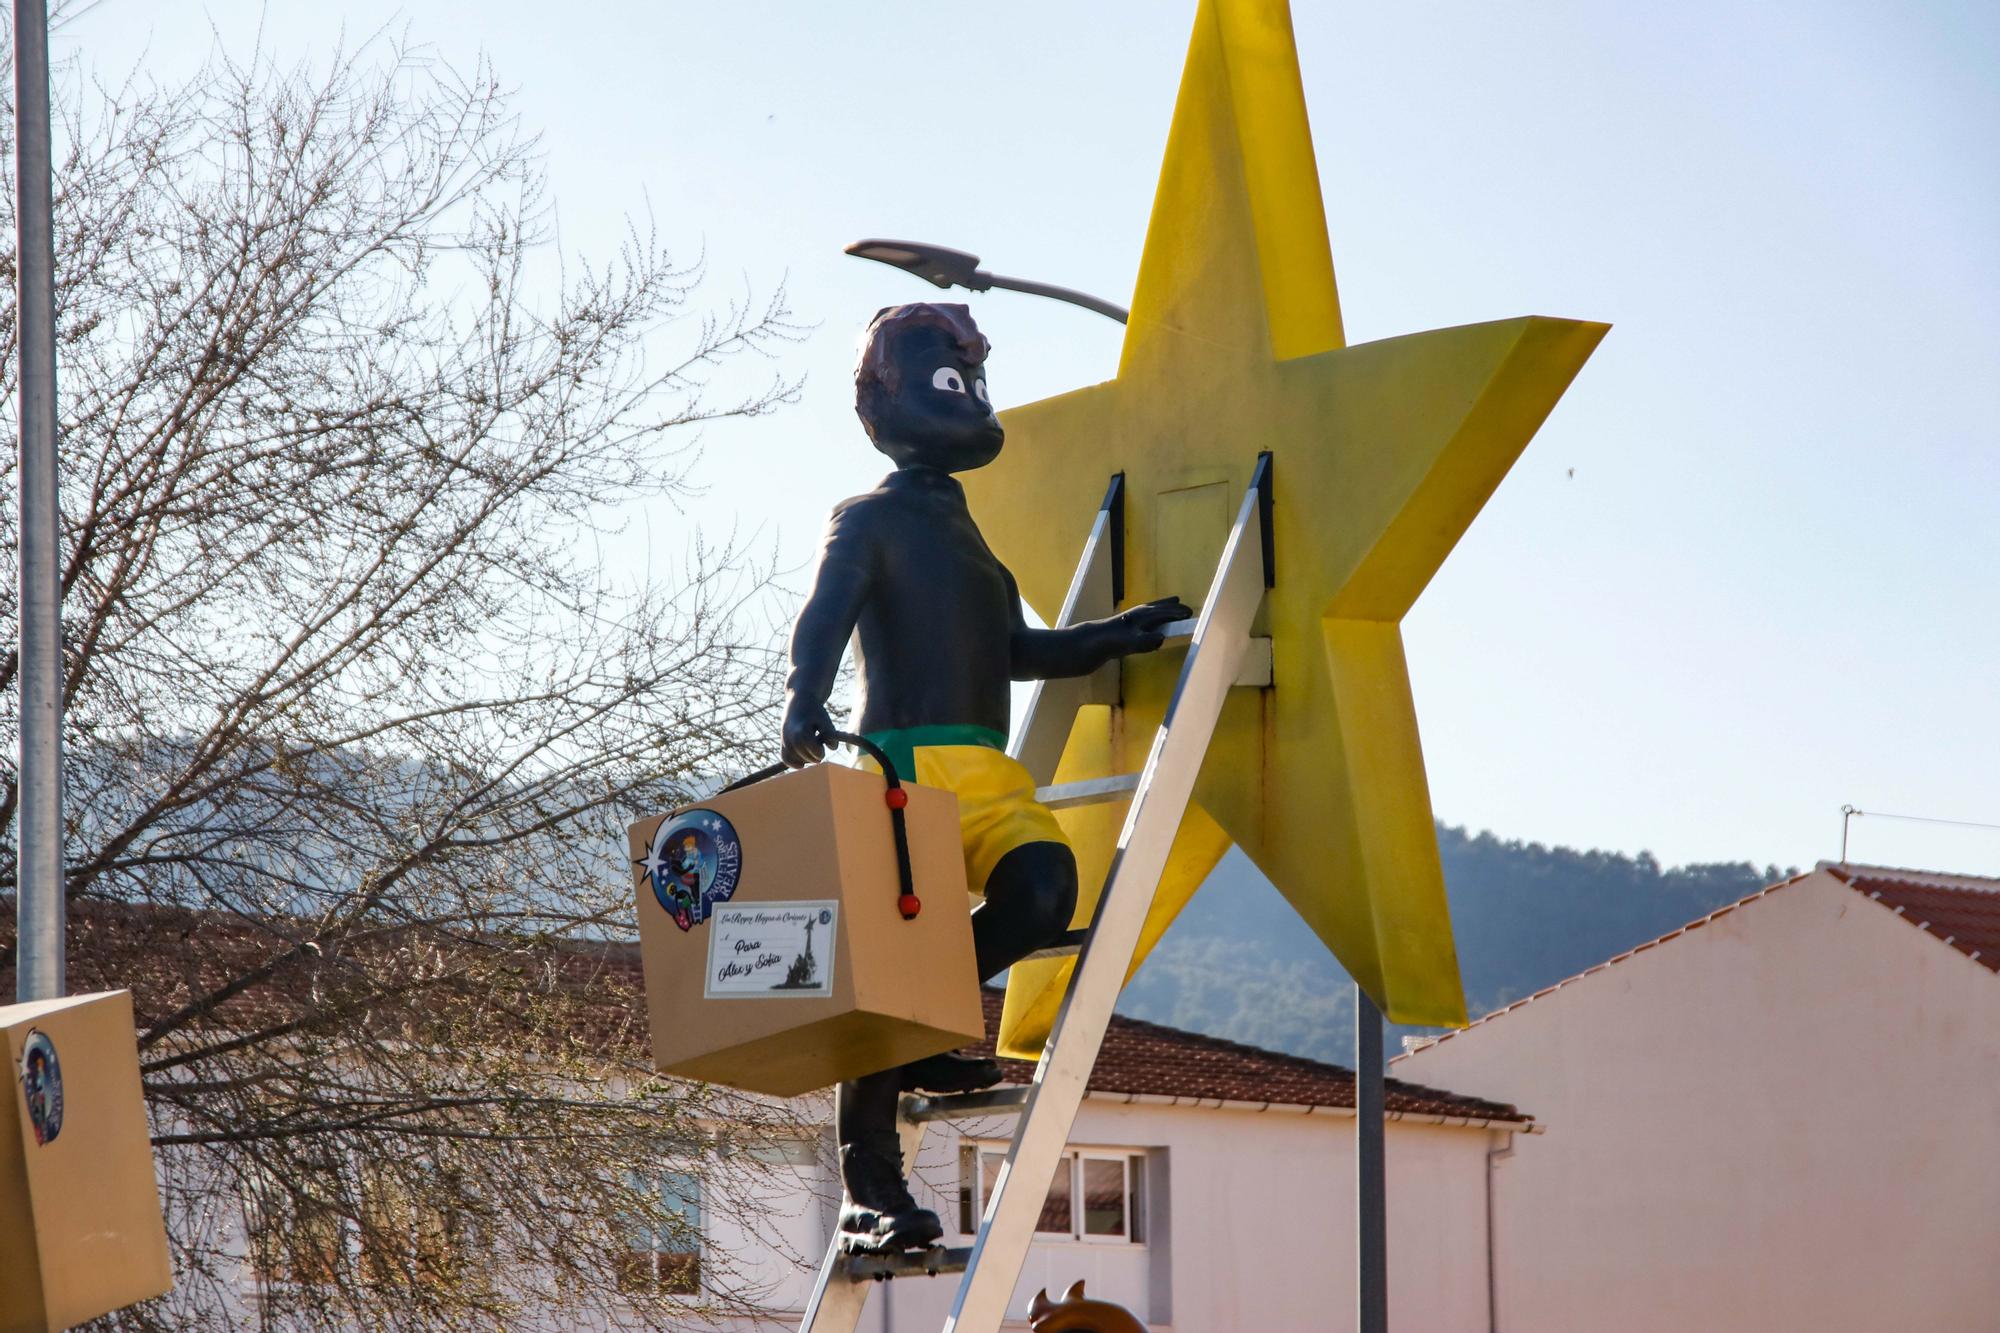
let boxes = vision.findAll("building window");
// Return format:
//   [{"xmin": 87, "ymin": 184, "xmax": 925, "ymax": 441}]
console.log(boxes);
[
  {"xmin": 744, "ymin": 1135, "xmax": 821, "ymax": 1168},
  {"xmin": 244, "ymin": 1178, "xmax": 345, "ymax": 1286},
  {"xmin": 1080, "ymin": 1154, "xmax": 1129, "ymax": 1239},
  {"xmin": 960, "ymin": 1145, "xmax": 1147, "ymax": 1244},
  {"xmin": 619, "ymin": 1171, "xmax": 703, "ymax": 1296},
  {"xmin": 358, "ymin": 1167, "xmax": 469, "ymax": 1287},
  {"xmin": 245, "ymin": 1162, "xmax": 484, "ymax": 1292}
]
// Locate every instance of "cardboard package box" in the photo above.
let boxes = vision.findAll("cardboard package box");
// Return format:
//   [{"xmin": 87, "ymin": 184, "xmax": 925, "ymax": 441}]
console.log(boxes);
[
  {"xmin": 629, "ymin": 762, "xmax": 984, "ymax": 1097},
  {"xmin": 1, "ymin": 989, "xmax": 173, "ymax": 1333}
]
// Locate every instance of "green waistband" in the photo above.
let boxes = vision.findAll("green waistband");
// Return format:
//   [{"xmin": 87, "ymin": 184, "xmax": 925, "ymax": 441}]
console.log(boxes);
[{"xmin": 862, "ymin": 724, "xmax": 1007, "ymax": 780}]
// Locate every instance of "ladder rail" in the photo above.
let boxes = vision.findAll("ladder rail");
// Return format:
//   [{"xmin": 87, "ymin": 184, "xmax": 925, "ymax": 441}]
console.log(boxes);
[
  {"xmin": 797, "ymin": 1095, "xmax": 936, "ymax": 1332},
  {"xmin": 1009, "ymin": 478, "xmax": 1121, "ymax": 783},
  {"xmin": 798, "ymin": 1211, "xmax": 868, "ymax": 1332},
  {"xmin": 943, "ymin": 464, "xmax": 1270, "ymax": 1333}
]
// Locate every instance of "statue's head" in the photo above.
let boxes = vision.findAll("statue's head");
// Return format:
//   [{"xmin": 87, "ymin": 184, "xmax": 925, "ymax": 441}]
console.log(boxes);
[{"xmin": 855, "ymin": 303, "xmax": 1003, "ymax": 472}]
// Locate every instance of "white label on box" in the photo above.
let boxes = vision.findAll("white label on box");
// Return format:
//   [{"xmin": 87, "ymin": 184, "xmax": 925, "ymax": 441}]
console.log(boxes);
[{"xmin": 704, "ymin": 901, "xmax": 838, "ymax": 1000}]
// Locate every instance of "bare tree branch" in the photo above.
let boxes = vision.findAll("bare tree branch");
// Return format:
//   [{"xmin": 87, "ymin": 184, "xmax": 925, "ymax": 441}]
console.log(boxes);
[{"xmin": 0, "ymin": 23, "xmax": 812, "ymax": 1330}]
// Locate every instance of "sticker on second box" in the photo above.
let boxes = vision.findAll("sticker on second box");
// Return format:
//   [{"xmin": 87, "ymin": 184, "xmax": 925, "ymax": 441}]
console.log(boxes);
[
  {"xmin": 704, "ymin": 901, "xmax": 837, "ymax": 999},
  {"xmin": 20, "ymin": 1028, "xmax": 63, "ymax": 1145}
]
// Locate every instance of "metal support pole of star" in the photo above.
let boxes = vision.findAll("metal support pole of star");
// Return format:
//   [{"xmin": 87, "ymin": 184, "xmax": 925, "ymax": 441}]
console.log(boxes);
[
  {"xmin": 14, "ymin": 0, "xmax": 65, "ymax": 1005},
  {"xmin": 1356, "ymin": 985, "xmax": 1388, "ymax": 1333}
]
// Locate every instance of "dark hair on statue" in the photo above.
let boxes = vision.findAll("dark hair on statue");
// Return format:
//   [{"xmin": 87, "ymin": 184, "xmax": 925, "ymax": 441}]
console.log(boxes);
[{"xmin": 854, "ymin": 303, "xmax": 990, "ymax": 440}]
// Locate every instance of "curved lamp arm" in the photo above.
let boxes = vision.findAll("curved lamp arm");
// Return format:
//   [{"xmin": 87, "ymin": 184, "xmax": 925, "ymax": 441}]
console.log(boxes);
[{"xmin": 845, "ymin": 238, "xmax": 1129, "ymax": 325}]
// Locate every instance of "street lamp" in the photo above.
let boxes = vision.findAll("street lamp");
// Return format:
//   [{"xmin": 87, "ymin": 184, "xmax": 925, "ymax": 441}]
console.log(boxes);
[
  {"xmin": 844, "ymin": 238, "xmax": 1129, "ymax": 325},
  {"xmin": 15, "ymin": 0, "xmax": 64, "ymax": 1002}
]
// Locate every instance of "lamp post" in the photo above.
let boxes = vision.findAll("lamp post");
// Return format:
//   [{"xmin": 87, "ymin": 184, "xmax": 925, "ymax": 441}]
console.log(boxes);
[
  {"xmin": 15, "ymin": 0, "xmax": 65, "ymax": 1003},
  {"xmin": 844, "ymin": 238, "xmax": 1130, "ymax": 325}
]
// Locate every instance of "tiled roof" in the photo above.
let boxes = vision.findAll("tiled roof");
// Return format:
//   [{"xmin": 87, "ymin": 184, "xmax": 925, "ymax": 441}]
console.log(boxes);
[
  {"xmin": 1396, "ymin": 862, "xmax": 2000, "ymax": 1062},
  {"xmin": 967, "ymin": 989, "xmax": 1529, "ymax": 1125},
  {"xmin": 0, "ymin": 896, "xmax": 653, "ymax": 1057},
  {"xmin": 1826, "ymin": 863, "xmax": 2000, "ymax": 973}
]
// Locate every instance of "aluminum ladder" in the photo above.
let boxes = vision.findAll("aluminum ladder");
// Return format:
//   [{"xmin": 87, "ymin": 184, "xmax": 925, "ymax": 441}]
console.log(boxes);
[{"xmin": 799, "ymin": 456, "xmax": 1273, "ymax": 1333}]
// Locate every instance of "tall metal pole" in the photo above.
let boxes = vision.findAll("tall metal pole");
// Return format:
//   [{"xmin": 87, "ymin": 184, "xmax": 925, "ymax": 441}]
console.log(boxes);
[
  {"xmin": 14, "ymin": 0, "xmax": 65, "ymax": 1003},
  {"xmin": 1356, "ymin": 984, "xmax": 1387, "ymax": 1333}
]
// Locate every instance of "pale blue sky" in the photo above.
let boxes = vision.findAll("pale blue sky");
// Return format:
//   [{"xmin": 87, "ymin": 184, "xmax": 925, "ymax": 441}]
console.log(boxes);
[{"xmin": 63, "ymin": 1, "xmax": 2000, "ymax": 875}]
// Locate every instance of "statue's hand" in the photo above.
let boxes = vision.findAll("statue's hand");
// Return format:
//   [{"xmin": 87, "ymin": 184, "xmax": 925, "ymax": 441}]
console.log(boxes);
[
  {"xmin": 1103, "ymin": 596, "xmax": 1193, "ymax": 656},
  {"xmin": 781, "ymin": 695, "xmax": 835, "ymax": 768}
]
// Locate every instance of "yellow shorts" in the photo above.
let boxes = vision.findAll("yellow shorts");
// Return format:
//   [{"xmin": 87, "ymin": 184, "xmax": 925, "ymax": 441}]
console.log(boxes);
[{"xmin": 859, "ymin": 726, "xmax": 1069, "ymax": 898}]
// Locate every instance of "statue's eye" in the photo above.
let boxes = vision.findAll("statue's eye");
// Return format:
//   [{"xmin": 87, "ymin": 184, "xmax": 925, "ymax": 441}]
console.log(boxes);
[
  {"xmin": 973, "ymin": 378, "xmax": 990, "ymax": 404},
  {"xmin": 931, "ymin": 367, "xmax": 966, "ymax": 394}
]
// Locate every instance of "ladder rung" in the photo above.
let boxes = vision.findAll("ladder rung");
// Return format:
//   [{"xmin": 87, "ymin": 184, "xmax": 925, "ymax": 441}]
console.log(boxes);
[
  {"xmin": 1019, "ymin": 927, "xmax": 1089, "ymax": 962},
  {"xmin": 1035, "ymin": 774, "xmax": 1141, "ymax": 809},
  {"xmin": 845, "ymin": 1246, "xmax": 971, "ymax": 1281},
  {"xmin": 1162, "ymin": 619, "xmax": 1272, "ymax": 687},
  {"xmin": 904, "ymin": 1086, "xmax": 1031, "ymax": 1123}
]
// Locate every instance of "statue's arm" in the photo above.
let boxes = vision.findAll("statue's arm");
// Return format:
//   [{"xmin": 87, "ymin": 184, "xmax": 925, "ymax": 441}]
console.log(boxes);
[
  {"xmin": 783, "ymin": 505, "xmax": 874, "ymax": 766},
  {"xmin": 1005, "ymin": 565, "xmax": 1190, "ymax": 681}
]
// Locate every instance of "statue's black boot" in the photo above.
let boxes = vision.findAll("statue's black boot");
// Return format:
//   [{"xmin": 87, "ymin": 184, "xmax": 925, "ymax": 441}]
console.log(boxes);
[
  {"xmin": 900, "ymin": 1050, "xmax": 1004, "ymax": 1094},
  {"xmin": 836, "ymin": 1140, "xmax": 943, "ymax": 1255}
]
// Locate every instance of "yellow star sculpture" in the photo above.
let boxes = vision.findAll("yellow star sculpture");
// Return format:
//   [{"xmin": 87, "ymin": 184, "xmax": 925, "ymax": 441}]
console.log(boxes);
[{"xmin": 964, "ymin": 0, "xmax": 1607, "ymax": 1054}]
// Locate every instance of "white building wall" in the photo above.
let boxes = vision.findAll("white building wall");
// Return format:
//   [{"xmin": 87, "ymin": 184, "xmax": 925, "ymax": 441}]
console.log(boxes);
[
  {"xmin": 177, "ymin": 1065, "xmax": 1504, "ymax": 1331},
  {"xmin": 1395, "ymin": 870, "xmax": 2000, "ymax": 1333},
  {"xmin": 704, "ymin": 1148, "xmax": 838, "ymax": 1326},
  {"xmin": 842, "ymin": 1098, "xmax": 1499, "ymax": 1333}
]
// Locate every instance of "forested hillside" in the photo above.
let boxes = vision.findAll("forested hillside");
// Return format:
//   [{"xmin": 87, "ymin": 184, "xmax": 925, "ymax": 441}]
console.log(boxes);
[{"xmin": 1114, "ymin": 825, "xmax": 1794, "ymax": 1066}]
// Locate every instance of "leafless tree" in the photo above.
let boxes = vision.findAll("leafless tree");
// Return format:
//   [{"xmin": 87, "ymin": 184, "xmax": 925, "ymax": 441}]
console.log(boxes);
[{"xmin": 0, "ymin": 22, "xmax": 815, "ymax": 1330}]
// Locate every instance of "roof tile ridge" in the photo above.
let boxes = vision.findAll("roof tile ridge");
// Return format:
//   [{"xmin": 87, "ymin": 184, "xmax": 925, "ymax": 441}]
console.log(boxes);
[
  {"xmin": 1033, "ymin": 999, "xmax": 1527, "ymax": 1118},
  {"xmin": 1379, "ymin": 1072, "xmax": 1521, "ymax": 1118},
  {"xmin": 1089, "ymin": 1007, "xmax": 1366, "ymax": 1079},
  {"xmin": 1821, "ymin": 861, "xmax": 2000, "ymax": 895},
  {"xmin": 1841, "ymin": 875, "xmax": 2000, "ymax": 975}
]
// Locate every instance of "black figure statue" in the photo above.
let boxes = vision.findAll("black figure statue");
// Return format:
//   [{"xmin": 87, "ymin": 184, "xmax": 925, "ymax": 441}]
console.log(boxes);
[{"xmin": 784, "ymin": 304, "xmax": 1188, "ymax": 1255}]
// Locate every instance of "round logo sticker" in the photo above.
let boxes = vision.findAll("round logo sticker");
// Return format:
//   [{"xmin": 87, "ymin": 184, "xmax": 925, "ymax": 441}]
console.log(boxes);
[
  {"xmin": 639, "ymin": 808, "xmax": 742, "ymax": 932},
  {"xmin": 19, "ymin": 1029, "xmax": 62, "ymax": 1147}
]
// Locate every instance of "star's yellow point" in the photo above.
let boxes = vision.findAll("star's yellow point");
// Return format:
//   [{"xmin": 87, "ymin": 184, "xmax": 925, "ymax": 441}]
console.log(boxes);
[{"xmin": 966, "ymin": 0, "xmax": 1607, "ymax": 1052}]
